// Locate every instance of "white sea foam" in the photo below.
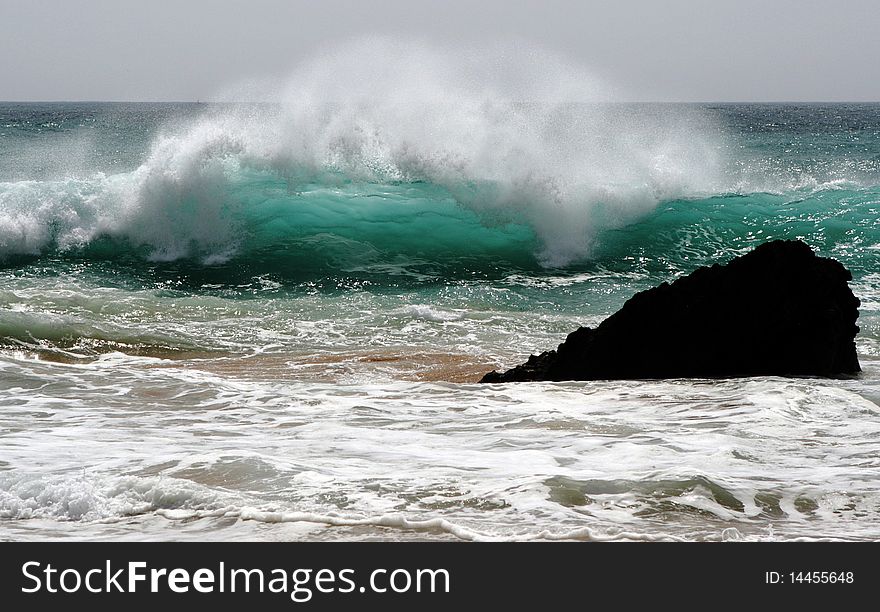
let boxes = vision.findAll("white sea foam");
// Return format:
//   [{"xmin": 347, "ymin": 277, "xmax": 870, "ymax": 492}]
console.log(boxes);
[
  {"xmin": 2, "ymin": 352, "xmax": 879, "ymax": 541},
  {"xmin": 0, "ymin": 473, "xmax": 225, "ymax": 522},
  {"xmin": 400, "ymin": 305, "xmax": 464, "ymax": 322}
]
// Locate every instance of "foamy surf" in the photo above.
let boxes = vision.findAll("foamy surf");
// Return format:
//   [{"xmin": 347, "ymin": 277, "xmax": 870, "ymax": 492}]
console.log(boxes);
[{"xmin": 2, "ymin": 345, "xmax": 880, "ymax": 541}]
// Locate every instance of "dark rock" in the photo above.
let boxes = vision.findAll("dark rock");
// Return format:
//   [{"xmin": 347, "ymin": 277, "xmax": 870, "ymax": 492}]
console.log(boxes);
[{"xmin": 480, "ymin": 240, "xmax": 861, "ymax": 382}]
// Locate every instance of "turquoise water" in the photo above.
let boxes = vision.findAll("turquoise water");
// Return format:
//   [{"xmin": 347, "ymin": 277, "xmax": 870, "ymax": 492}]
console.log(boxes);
[{"xmin": 1, "ymin": 100, "xmax": 879, "ymax": 541}]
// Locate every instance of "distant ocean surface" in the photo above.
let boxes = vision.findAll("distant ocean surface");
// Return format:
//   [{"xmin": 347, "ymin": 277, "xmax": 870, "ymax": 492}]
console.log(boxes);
[{"xmin": 1, "ymin": 99, "xmax": 879, "ymax": 541}]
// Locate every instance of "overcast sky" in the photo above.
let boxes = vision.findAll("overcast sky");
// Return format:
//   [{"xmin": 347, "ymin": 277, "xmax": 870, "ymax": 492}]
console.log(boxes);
[{"xmin": 1, "ymin": 0, "xmax": 877, "ymax": 102}]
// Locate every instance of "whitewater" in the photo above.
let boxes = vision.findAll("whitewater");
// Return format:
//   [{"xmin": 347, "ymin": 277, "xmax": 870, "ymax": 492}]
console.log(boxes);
[{"xmin": 1, "ymin": 42, "xmax": 879, "ymax": 541}]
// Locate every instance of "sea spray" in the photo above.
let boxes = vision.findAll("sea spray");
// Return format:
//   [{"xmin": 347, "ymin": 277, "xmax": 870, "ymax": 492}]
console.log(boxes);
[{"xmin": 0, "ymin": 39, "xmax": 728, "ymax": 266}]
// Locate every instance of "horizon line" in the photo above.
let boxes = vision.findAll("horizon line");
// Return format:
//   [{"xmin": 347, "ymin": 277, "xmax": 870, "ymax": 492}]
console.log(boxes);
[{"xmin": 2, "ymin": 99, "xmax": 880, "ymax": 105}]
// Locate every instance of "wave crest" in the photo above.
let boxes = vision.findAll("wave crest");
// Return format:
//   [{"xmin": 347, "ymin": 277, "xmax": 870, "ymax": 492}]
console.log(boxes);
[{"xmin": 0, "ymin": 39, "xmax": 728, "ymax": 267}]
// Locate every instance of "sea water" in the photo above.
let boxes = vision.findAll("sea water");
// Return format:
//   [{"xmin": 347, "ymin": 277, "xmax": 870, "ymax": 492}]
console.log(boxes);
[{"xmin": 1, "ymin": 44, "xmax": 879, "ymax": 541}]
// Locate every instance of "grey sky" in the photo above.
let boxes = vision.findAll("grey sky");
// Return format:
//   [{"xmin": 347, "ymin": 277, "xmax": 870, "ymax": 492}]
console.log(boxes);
[{"xmin": 1, "ymin": 0, "xmax": 877, "ymax": 102}]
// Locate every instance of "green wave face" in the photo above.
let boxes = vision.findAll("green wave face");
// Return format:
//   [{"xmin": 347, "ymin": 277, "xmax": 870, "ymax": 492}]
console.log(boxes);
[
  {"xmin": 222, "ymin": 173, "xmax": 542, "ymax": 278},
  {"xmin": 3, "ymin": 174, "xmax": 878, "ymax": 290},
  {"xmin": 596, "ymin": 188, "xmax": 880, "ymax": 279}
]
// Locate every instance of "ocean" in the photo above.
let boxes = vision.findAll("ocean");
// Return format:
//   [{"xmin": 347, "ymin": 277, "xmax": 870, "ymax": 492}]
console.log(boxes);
[{"xmin": 1, "ymin": 98, "xmax": 878, "ymax": 541}]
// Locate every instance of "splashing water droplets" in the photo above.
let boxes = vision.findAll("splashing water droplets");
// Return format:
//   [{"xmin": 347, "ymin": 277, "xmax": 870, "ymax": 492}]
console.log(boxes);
[{"xmin": 0, "ymin": 39, "xmax": 727, "ymax": 266}]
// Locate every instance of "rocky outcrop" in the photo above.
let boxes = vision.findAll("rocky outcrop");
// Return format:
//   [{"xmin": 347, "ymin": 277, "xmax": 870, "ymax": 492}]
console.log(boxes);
[{"xmin": 481, "ymin": 240, "xmax": 861, "ymax": 382}]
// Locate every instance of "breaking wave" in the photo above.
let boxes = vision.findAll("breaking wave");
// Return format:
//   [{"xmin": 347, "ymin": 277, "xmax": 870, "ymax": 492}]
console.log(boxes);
[
  {"xmin": 0, "ymin": 39, "xmax": 730, "ymax": 270},
  {"xmin": 2, "ymin": 40, "xmax": 878, "ymax": 280}
]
